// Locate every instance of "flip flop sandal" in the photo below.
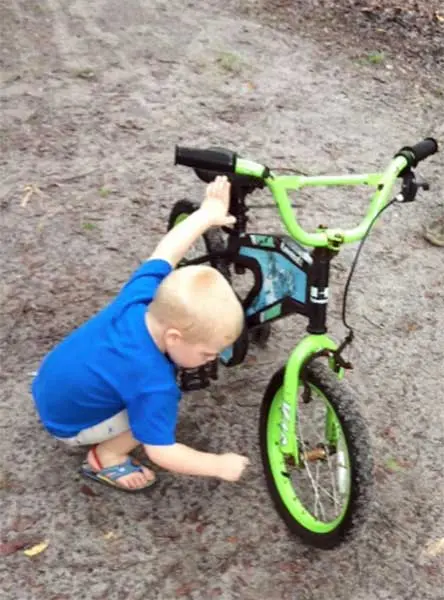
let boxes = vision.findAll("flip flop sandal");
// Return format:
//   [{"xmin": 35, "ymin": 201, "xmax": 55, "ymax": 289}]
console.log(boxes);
[
  {"xmin": 129, "ymin": 446, "xmax": 153, "ymax": 468},
  {"xmin": 80, "ymin": 446, "xmax": 157, "ymax": 493}
]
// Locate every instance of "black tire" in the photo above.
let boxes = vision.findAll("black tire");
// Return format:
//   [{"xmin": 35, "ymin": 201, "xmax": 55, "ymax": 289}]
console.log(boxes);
[
  {"xmin": 167, "ymin": 199, "xmax": 230, "ymax": 280},
  {"xmin": 249, "ymin": 323, "xmax": 272, "ymax": 347},
  {"xmin": 259, "ymin": 359, "xmax": 373, "ymax": 549}
]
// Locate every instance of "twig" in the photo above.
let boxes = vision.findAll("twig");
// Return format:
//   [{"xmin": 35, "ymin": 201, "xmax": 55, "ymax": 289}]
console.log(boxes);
[
  {"xmin": 20, "ymin": 184, "xmax": 44, "ymax": 207},
  {"xmin": 363, "ymin": 314, "xmax": 384, "ymax": 329},
  {"xmin": 43, "ymin": 168, "xmax": 99, "ymax": 188}
]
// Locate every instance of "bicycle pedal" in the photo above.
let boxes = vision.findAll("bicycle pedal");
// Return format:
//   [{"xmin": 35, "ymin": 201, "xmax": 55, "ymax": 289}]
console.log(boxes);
[{"xmin": 178, "ymin": 360, "xmax": 218, "ymax": 392}]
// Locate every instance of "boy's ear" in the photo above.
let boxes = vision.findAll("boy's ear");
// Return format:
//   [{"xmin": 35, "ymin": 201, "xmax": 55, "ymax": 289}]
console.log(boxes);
[{"xmin": 164, "ymin": 328, "xmax": 183, "ymax": 345}]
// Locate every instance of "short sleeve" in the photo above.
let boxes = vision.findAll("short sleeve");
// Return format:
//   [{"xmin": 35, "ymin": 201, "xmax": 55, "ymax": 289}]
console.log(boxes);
[
  {"xmin": 125, "ymin": 387, "xmax": 180, "ymax": 445},
  {"xmin": 114, "ymin": 259, "xmax": 173, "ymax": 311}
]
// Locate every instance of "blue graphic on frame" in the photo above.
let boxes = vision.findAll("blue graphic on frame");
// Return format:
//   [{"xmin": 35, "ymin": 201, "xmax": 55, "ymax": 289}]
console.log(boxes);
[
  {"xmin": 220, "ymin": 345, "xmax": 234, "ymax": 363},
  {"xmin": 240, "ymin": 247, "xmax": 307, "ymax": 316}
]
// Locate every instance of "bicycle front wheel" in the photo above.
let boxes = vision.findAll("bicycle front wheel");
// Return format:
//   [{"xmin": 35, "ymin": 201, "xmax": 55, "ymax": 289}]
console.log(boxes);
[{"xmin": 259, "ymin": 359, "xmax": 373, "ymax": 548}]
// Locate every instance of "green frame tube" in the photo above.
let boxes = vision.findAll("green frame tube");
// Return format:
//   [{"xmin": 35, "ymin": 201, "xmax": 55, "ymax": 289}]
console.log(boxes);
[
  {"xmin": 281, "ymin": 335, "xmax": 338, "ymax": 464},
  {"xmin": 236, "ymin": 155, "xmax": 408, "ymax": 248}
]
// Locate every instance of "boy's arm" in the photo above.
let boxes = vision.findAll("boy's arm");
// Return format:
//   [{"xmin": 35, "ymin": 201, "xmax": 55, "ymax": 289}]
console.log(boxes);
[
  {"xmin": 144, "ymin": 442, "xmax": 249, "ymax": 482},
  {"xmin": 149, "ymin": 209, "xmax": 215, "ymax": 268},
  {"xmin": 149, "ymin": 176, "xmax": 235, "ymax": 268}
]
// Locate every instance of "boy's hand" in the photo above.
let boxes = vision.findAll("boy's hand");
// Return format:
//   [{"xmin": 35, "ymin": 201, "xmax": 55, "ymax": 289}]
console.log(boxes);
[
  {"xmin": 217, "ymin": 453, "xmax": 250, "ymax": 482},
  {"xmin": 145, "ymin": 443, "xmax": 250, "ymax": 481},
  {"xmin": 200, "ymin": 176, "xmax": 236, "ymax": 227},
  {"xmin": 149, "ymin": 175, "xmax": 234, "ymax": 266}
]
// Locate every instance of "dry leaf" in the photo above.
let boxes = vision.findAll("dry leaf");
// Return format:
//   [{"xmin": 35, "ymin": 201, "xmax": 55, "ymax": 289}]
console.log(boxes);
[
  {"xmin": 103, "ymin": 532, "xmax": 117, "ymax": 540},
  {"xmin": 23, "ymin": 540, "xmax": 49, "ymax": 557},
  {"xmin": 422, "ymin": 564, "xmax": 440, "ymax": 577},
  {"xmin": 80, "ymin": 484, "xmax": 100, "ymax": 497},
  {"xmin": 384, "ymin": 457, "xmax": 403, "ymax": 472},
  {"xmin": 381, "ymin": 426, "xmax": 397, "ymax": 442},
  {"xmin": 175, "ymin": 583, "xmax": 195, "ymax": 596},
  {"xmin": 279, "ymin": 561, "xmax": 300, "ymax": 572},
  {"xmin": 195, "ymin": 523, "xmax": 206, "ymax": 534},
  {"xmin": 0, "ymin": 540, "xmax": 29, "ymax": 556},
  {"xmin": 425, "ymin": 538, "xmax": 444, "ymax": 557}
]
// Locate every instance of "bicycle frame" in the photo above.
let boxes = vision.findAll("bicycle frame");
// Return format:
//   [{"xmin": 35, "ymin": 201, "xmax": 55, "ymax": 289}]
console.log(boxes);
[
  {"xmin": 175, "ymin": 142, "xmax": 437, "ymax": 464},
  {"xmin": 228, "ymin": 155, "xmax": 412, "ymax": 463},
  {"xmin": 173, "ymin": 140, "xmax": 437, "ymax": 534}
]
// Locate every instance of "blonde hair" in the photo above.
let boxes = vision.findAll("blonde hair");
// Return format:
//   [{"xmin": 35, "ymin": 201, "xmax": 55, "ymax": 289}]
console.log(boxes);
[{"xmin": 149, "ymin": 265, "xmax": 244, "ymax": 346}]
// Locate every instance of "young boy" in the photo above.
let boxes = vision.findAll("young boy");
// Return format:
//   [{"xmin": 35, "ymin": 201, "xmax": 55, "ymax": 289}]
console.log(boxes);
[{"xmin": 32, "ymin": 176, "xmax": 250, "ymax": 492}]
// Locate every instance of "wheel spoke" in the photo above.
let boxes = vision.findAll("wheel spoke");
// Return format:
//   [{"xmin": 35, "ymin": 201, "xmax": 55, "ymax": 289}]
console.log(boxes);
[
  {"xmin": 292, "ymin": 382, "xmax": 349, "ymax": 522},
  {"xmin": 325, "ymin": 444, "xmax": 340, "ymax": 510},
  {"xmin": 298, "ymin": 420, "xmax": 328, "ymax": 520}
]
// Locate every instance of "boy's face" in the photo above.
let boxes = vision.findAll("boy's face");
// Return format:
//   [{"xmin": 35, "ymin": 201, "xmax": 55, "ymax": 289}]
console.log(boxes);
[{"xmin": 164, "ymin": 330, "xmax": 225, "ymax": 369}]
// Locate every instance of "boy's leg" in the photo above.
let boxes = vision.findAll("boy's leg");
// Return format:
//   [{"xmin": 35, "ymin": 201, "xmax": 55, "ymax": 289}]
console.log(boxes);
[
  {"xmin": 69, "ymin": 410, "xmax": 132, "ymax": 446},
  {"xmin": 60, "ymin": 412, "xmax": 155, "ymax": 490},
  {"xmin": 87, "ymin": 430, "xmax": 155, "ymax": 490}
]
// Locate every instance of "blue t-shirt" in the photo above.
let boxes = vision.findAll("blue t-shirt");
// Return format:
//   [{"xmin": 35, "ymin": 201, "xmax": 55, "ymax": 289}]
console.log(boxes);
[{"xmin": 32, "ymin": 259, "xmax": 181, "ymax": 445}]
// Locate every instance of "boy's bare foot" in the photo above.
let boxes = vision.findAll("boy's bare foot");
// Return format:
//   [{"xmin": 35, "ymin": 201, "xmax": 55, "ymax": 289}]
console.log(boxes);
[{"xmin": 87, "ymin": 446, "xmax": 155, "ymax": 490}]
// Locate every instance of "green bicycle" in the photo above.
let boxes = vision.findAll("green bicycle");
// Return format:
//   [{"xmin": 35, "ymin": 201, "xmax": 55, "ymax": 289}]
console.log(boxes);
[{"xmin": 168, "ymin": 138, "xmax": 438, "ymax": 548}]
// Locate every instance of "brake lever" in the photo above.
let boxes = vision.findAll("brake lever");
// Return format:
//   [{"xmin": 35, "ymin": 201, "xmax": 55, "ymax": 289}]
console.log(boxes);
[
  {"xmin": 396, "ymin": 170, "xmax": 430, "ymax": 203},
  {"xmin": 417, "ymin": 176, "xmax": 430, "ymax": 191}
]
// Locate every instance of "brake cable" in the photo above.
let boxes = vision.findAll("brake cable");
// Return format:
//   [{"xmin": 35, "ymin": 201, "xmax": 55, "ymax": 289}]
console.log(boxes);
[
  {"xmin": 341, "ymin": 197, "xmax": 398, "ymax": 336},
  {"xmin": 337, "ymin": 170, "xmax": 425, "ymax": 367}
]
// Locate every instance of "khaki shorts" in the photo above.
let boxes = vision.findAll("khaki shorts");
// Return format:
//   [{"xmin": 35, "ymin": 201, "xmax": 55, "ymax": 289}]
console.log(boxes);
[{"xmin": 56, "ymin": 410, "xmax": 130, "ymax": 447}]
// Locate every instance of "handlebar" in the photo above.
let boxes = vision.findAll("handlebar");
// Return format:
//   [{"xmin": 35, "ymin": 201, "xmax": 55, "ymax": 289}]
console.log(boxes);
[
  {"xmin": 175, "ymin": 139, "xmax": 438, "ymax": 248},
  {"xmin": 175, "ymin": 147, "xmax": 237, "ymax": 173},
  {"xmin": 395, "ymin": 138, "xmax": 438, "ymax": 168}
]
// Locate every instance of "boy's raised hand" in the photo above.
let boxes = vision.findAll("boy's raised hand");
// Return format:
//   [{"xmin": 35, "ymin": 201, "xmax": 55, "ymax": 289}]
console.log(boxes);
[
  {"xmin": 200, "ymin": 176, "xmax": 236, "ymax": 227},
  {"xmin": 149, "ymin": 175, "xmax": 235, "ymax": 267}
]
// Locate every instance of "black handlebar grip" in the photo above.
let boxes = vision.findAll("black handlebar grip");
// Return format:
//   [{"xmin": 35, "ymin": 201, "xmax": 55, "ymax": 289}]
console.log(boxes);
[
  {"xmin": 175, "ymin": 146, "xmax": 236, "ymax": 173},
  {"xmin": 396, "ymin": 138, "xmax": 438, "ymax": 168},
  {"xmin": 409, "ymin": 138, "xmax": 438, "ymax": 164}
]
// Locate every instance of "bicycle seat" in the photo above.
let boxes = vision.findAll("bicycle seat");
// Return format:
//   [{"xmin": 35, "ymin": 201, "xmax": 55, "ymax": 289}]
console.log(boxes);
[{"xmin": 193, "ymin": 147, "xmax": 264, "ymax": 192}]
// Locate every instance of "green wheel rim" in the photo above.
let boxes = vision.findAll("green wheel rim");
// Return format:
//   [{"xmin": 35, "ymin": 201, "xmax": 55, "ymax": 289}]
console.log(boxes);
[
  {"xmin": 173, "ymin": 213, "xmax": 189, "ymax": 226},
  {"xmin": 266, "ymin": 383, "xmax": 351, "ymax": 533}
]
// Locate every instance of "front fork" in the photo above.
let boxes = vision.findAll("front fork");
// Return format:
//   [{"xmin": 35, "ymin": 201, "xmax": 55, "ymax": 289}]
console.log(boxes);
[{"xmin": 280, "ymin": 334, "xmax": 343, "ymax": 466}]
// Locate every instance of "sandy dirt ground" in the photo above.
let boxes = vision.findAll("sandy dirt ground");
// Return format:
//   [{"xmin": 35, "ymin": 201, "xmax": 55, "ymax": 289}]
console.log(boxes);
[{"xmin": 1, "ymin": 1, "xmax": 443, "ymax": 599}]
